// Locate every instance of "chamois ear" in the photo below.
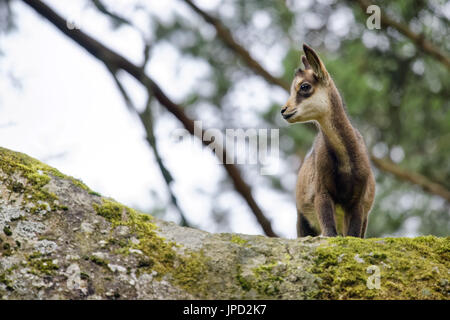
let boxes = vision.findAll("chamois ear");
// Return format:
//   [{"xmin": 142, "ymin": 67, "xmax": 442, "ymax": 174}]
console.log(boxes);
[
  {"xmin": 301, "ymin": 55, "xmax": 311, "ymax": 70},
  {"xmin": 303, "ymin": 44, "xmax": 329, "ymax": 83}
]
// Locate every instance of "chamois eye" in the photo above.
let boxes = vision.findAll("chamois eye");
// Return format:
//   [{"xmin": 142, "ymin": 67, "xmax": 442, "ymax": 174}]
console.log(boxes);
[{"xmin": 300, "ymin": 83, "xmax": 311, "ymax": 92}]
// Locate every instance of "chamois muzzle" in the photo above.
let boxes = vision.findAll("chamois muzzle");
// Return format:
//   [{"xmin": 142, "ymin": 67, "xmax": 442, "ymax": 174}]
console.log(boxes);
[{"xmin": 281, "ymin": 106, "xmax": 296, "ymax": 120}]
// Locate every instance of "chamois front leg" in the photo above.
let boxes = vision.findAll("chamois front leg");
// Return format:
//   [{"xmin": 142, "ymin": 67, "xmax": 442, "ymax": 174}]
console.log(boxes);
[
  {"xmin": 314, "ymin": 192, "xmax": 338, "ymax": 237},
  {"xmin": 345, "ymin": 205, "xmax": 364, "ymax": 238}
]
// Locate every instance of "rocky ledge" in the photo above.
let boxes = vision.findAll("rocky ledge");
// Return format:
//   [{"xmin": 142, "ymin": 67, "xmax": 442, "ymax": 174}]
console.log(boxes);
[{"xmin": 0, "ymin": 147, "xmax": 448, "ymax": 299}]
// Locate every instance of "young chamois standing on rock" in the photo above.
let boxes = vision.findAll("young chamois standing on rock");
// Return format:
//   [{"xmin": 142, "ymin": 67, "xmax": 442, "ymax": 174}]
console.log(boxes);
[{"xmin": 281, "ymin": 44, "xmax": 375, "ymax": 238}]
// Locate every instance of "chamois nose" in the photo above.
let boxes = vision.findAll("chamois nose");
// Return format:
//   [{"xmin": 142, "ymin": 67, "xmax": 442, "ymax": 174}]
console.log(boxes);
[{"xmin": 281, "ymin": 106, "xmax": 288, "ymax": 114}]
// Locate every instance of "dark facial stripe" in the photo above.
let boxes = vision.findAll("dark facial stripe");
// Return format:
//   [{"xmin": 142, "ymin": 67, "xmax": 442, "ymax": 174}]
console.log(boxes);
[
  {"xmin": 295, "ymin": 89, "xmax": 313, "ymax": 104},
  {"xmin": 293, "ymin": 69, "xmax": 318, "ymax": 104}
]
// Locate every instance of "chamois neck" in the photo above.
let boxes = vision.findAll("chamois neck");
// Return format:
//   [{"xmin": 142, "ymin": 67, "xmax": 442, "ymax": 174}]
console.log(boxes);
[{"xmin": 316, "ymin": 88, "xmax": 359, "ymax": 169}]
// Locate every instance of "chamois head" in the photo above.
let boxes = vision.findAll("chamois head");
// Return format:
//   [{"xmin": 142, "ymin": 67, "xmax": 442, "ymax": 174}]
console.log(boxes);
[{"xmin": 281, "ymin": 44, "xmax": 333, "ymax": 123}]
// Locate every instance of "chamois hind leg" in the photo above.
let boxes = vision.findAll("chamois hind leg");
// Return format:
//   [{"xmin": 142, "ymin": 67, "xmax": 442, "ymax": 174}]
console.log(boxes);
[{"xmin": 297, "ymin": 211, "xmax": 318, "ymax": 237}]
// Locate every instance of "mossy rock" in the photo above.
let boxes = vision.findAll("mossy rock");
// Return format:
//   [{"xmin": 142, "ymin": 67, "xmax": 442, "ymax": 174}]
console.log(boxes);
[{"xmin": 0, "ymin": 147, "xmax": 448, "ymax": 299}]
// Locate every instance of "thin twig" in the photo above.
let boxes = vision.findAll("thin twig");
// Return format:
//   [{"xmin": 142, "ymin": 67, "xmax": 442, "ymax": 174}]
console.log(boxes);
[
  {"xmin": 370, "ymin": 156, "xmax": 450, "ymax": 202},
  {"xmin": 139, "ymin": 101, "xmax": 191, "ymax": 227},
  {"xmin": 106, "ymin": 62, "xmax": 192, "ymax": 226},
  {"xmin": 183, "ymin": 0, "xmax": 290, "ymax": 90},
  {"xmin": 91, "ymin": 0, "xmax": 133, "ymax": 28}
]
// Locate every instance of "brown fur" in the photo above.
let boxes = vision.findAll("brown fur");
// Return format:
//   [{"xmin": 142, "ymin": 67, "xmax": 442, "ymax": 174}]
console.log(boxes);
[{"xmin": 281, "ymin": 44, "xmax": 375, "ymax": 238}]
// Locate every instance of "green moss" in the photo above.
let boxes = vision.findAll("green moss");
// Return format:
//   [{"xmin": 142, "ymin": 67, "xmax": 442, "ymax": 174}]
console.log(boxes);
[
  {"xmin": 0, "ymin": 273, "xmax": 12, "ymax": 289},
  {"xmin": 2, "ymin": 242, "xmax": 12, "ymax": 256},
  {"xmin": 108, "ymin": 237, "xmax": 128, "ymax": 249},
  {"xmin": 310, "ymin": 236, "xmax": 450, "ymax": 299},
  {"xmin": 0, "ymin": 266, "xmax": 17, "ymax": 291},
  {"xmin": 27, "ymin": 253, "xmax": 59, "ymax": 275},
  {"xmin": 93, "ymin": 200, "xmax": 123, "ymax": 221},
  {"xmin": 234, "ymin": 258, "xmax": 294, "ymax": 298},
  {"xmin": 231, "ymin": 235, "xmax": 249, "ymax": 246},
  {"xmin": 10, "ymin": 181, "xmax": 25, "ymax": 193},
  {"xmin": 0, "ymin": 147, "xmax": 94, "ymax": 212},
  {"xmin": 236, "ymin": 266, "xmax": 252, "ymax": 291},
  {"xmin": 80, "ymin": 272, "xmax": 90, "ymax": 280},
  {"xmin": 92, "ymin": 199, "xmax": 209, "ymax": 296},
  {"xmin": 251, "ymin": 261, "xmax": 284, "ymax": 296},
  {"xmin": 28, "ymin": 251, "xmax": 42, "ymax": 259},
  {"xmin": 89, "ymin": 256, "xmax": 110, "ymax": 267},
  {"xmin": 137, "ymin": 258, "xmax": 154, "ymax": 268},
  {"xmin": 3, "ymin": 226, "xmax": 12, "ymax": 236}
]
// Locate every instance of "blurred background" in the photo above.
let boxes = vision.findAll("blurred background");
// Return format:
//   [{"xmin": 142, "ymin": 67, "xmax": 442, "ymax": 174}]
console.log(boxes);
[{"xmin": 0, "ymin": 0, "xmax": 448, "ymax": 238}]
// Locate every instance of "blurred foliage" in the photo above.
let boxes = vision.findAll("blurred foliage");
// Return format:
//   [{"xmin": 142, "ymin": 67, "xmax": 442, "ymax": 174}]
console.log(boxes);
[
  {"xmin": 0, "ymin": 0, "xmax": 14, "ymax": 35},
  {"xmin": 5, "ymin": 0, "xmax": 450, "ymax": 236}
]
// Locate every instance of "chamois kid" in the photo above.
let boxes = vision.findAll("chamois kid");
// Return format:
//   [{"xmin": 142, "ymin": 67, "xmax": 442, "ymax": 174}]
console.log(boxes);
[{"xmin": 281, "ymin": 44, "xmax": 375, "ymax": 238}]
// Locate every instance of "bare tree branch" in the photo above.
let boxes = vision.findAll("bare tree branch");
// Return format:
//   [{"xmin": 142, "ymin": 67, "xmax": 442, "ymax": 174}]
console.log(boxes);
[
  {"xmin": 183, "ymin": 0, "xmax": 290, "ymax": 91},
  {"xmin": 91, "ymin": 0, "xmax": 133, "ymax": 28},
  {"xmin": 182, "ymin": 0, "xmax": 450, "ymax": 201},
  {"xmin": 21, "ymin": 0, "xmax": 278, "ymax": 237},
  {"xmin": 353, "ymin": 0, "xmax": 450, "ymax": 69},
  {"xmin": 370, "ymin": 156, "xmax": 450, "ymax": 202},
  {"xmin": 139, "ymin": 102, "xmax": 191, "ymax": 227}
]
